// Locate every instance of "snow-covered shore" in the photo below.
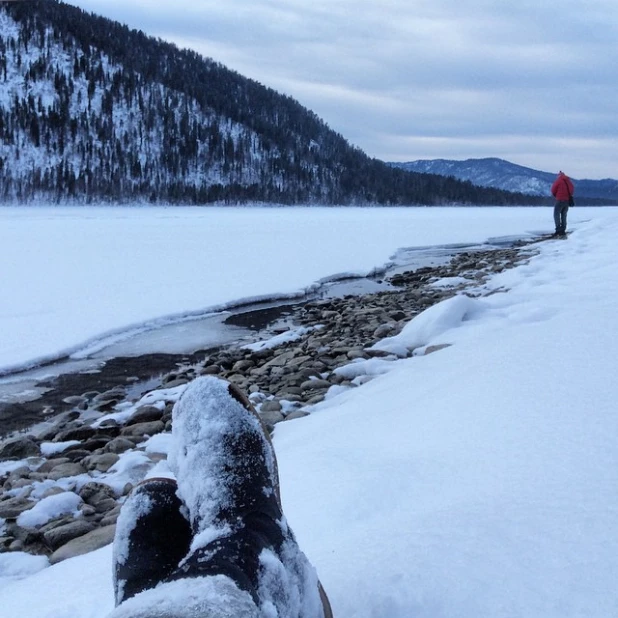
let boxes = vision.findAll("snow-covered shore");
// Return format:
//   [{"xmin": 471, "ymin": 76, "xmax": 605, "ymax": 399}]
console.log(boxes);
[{"xmin": 2, "ymin": 206, "xmax": 618, "ymax": 618}]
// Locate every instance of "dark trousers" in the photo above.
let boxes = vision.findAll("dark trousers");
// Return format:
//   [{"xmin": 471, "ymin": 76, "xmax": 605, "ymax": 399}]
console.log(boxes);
[{"xmin": 554, "ymin": 201, "xmax": 569, "ymax": 234}]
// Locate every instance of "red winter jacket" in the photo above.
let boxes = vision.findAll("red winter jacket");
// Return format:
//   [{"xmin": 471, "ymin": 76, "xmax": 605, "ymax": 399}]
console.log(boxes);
[{"xmin": 551, "ymin": 173, "xmax": 575, "ymax": 202}]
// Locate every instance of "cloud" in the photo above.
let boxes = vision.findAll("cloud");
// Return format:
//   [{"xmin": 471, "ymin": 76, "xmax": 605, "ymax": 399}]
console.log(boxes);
[{"xmin": 66, "ymin": 1, "xmax": 618, "ymax": 178}]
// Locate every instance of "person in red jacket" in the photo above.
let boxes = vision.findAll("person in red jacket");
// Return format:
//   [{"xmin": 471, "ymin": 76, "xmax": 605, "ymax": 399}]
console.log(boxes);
[{"xmin": 551, "ymin": 171, "xmax": 575, "ymax": 237}]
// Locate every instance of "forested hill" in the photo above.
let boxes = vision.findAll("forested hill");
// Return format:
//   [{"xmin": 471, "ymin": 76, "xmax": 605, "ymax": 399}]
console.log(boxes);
[{"xmin": 0, "ymin": 1, "xmax": 543, "ymax": 205}]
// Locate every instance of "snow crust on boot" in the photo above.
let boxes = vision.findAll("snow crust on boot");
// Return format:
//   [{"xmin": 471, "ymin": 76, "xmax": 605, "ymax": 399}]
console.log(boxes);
[
  {"xmin": 168, "ymin": 376, "xmax": 278, "ymax": 547},
  {"xmin": 107, "ymin": 575, "xmax": 261, "ymax": 618}
]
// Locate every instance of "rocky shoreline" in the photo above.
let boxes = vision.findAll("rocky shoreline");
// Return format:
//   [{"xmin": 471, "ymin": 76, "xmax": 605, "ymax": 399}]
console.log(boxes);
[{"xmin": 0, "ymin": 238, "xmax": 542, "ymax": 564}]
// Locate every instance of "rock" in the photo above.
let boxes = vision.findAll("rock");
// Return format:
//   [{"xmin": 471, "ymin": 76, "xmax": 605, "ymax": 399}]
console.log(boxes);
[
  {"xmin": 62, "ymin": 395, "xmax": 87, "ymax": 406},
  {"xmin": 306, "ymin": 394, "xmax": 325, "ymax": 405},
  {"xmin": 62, "ymin": 395, "xmax": 88, "ymax": 410},
  {"xmin": 364, "ymin": 348, "xmax": 394, "ymax": 358},
  {"xmin": 285, "ymin": 411, "xmax": 310, "ymax": 421},
  {"xmin": 39, "ymin": 486, "xmax": 66, "ymax": 500},
  {"xmin": 320, "ymin": 309, "xmax": 340, "ymax": 319},
  {"xmin": 49, "ymin": 525, "xmax": 116, "ymax": 564},
  {"xmin": 36, "ymin": 458, "xmax": 71, "ymax": 473},
  {"xmin": 277, "ymin": 385, "xmax": 303, "ymax": 396},
  {"xmin": 346, "ymin": 349, "xmax": 368, "ymax": 360},
  {"xmin": 81, "ymin": 391, "xmax": 100, "ymax": 400},
  {"xmin": 8, "ymin": 539, "xmax": 23, "ymax": 551},
  {"xmin": 46, "ymin": 462, "xmax": 87, "ymax": 481},
  {"xmin": 5, "ymin": 478, "xmax": 32, "ymax": 491},
  {"xmin": 0, "ymin": 496, "xmax": 35, "ymax": 518},
  {"xmin": 97, "ymin": 418, "xmax": 119, "ymax": 429},
  {"xmin": 55, "ymin": 426, "xmax": 97, "ymax": 442},
  {"xmin": 259, "ymin": 409, "xmax": 285, "ymax": 427},
  {"xmin": 249, "ymin": 392, "xmax": 267, "ymax": 404},
  {"xmin": 62, "ymin": 449, "xmax": 92, "ymax": 462},
  {"xmin": 200, "ymin": 364, "xmax": 221, "ymax": 375},
  {"xmin": 0, "ymin": 437, "xmax": 40, "ymax": 461},
  {"xmin": 104, "ymin": 437, "xmax": 136, "ymax": 454},
  {"xmin": 3, "ymin": 465, "xmax": 31, "ymax": 485},
  {"xmin": 82, "ymin": 452, "xmax": 119, "ymax": 472},
  {"xmin": 100, "ymin": 505, "xmax": 121, "ymax": 527},
  {"xmin": 26, "ymin": 472, "xmax": 50, "ymax": 482},
  {"xmin": 120, "ymin": 420, "xmax": 165, "ymax": 438},
  {"xmin": 262, "ymin": 351, "xmax": 297, "ymax": 369},
  {"xmin": 79, "ymin": 482, "xmax": 116, "ymax": 503},
  {"xmin": 296, "ymin": 368, "xmax": 323, "ymax": 381},
  {"xmin": 285, "ymin": 355, "xmax": 312, "ymax": 369},
  {"xmin": 79, "ymin": 504, "xmax": 97, "ymax": 517},
  {"xmin": 226, "ymin": 373, "xmax": 247, "ymax": 386},
  {"xmin": 93, "ymin": 387, "xmax": 126, "ymax": 403},
  {"xmin": 232, "ymin": 359, "xmax": 255, "ymax": 372},
  {"xmin": 71, "ymin": 437, "xmax": 110, "ymax": 452},
  {"xmin": 91, "ymin": 399, "xmax": 122, "ymax": 413},
  {"xmin": 300, "ymin": 379, "xmax": 331, "ymax": 391},
  {"xmin": 43, "ymin": 520, "xmax": 96, "ymax": 551},
  {"xmin": 280, "ymin": 394, "xmax": 302, "ymax": 403},
  {"xmin": 126, "ymin": 406, "xmax": 163, "ymax": 425},
  {"xmin": 93, "ymin": 497, "xmax": 118, "ymax": 513},
  {"xmin": 373, "ymin": 323, "xmax": 397, "ymax": 338},
  {"xmin": 260, "ymin": 400, "xmax": 282, "ymax": 413}
]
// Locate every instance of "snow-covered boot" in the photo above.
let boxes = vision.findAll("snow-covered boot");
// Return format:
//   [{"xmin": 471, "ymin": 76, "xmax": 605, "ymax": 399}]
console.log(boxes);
[
  {"xmin": 112, "ymin": 477, "xmax": 192, "ymax": 605},
  {"xmin": 168, "ymin": 376, "xmax": 332, "ymax": 618}
]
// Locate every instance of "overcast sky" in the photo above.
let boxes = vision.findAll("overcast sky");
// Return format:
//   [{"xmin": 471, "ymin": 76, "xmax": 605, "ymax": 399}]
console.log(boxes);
[{"xmin": 66, "ymin": 0, "xmax": 617, "ymax": 179}]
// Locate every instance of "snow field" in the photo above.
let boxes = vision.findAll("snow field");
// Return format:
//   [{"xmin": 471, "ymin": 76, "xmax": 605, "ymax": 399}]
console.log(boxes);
[{"xmin": 1, "ymin": 206, "xmax": 617, "ymax": 617}]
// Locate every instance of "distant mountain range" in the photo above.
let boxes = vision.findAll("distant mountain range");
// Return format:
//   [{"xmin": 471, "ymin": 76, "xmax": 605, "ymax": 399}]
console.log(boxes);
[
  {"xmin": 0, "ymin": 1, "xmax": 545, "ymax": 206},
  {"xmin": 389, "ymin": 158, "xmax": 618, "ymax": 202}
]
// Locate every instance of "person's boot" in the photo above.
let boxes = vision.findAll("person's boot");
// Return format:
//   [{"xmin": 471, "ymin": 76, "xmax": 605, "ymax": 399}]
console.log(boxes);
[
  {"xmin": 167, "ymin": 376, "xmax": 331, "ymax": 617},
  {"xmin": 112, "ymin": 477, "xmax": 192, "ymax": 605}
]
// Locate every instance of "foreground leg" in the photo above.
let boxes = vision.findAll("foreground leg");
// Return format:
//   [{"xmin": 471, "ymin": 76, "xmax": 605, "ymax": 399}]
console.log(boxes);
[
  {"xmin": 168, "ymin": 377, "xmax": 331, "ymax": 617},
  {"xmin": 112, "ymin": 478, "xmax": 192, "ymax": 605}
]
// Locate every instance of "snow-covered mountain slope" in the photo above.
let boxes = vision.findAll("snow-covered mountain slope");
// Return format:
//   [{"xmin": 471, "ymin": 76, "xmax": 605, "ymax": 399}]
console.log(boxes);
[
  {"xmin": 0, "ymin": 6, "xmax": 310, "ymax": 203},
  {"xmin": 391, "ymin": 157, "xmax": 618, "ymax": 201},
  {"xmin": 0, "ymin": 2, "xmax": 543, "ymax": 206}
]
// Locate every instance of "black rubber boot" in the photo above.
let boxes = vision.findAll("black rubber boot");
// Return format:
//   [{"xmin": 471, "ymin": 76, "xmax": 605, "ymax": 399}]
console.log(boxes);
[{"xmin": 112, "ymin": 477, "xmax": 192, "ymax": 606}]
